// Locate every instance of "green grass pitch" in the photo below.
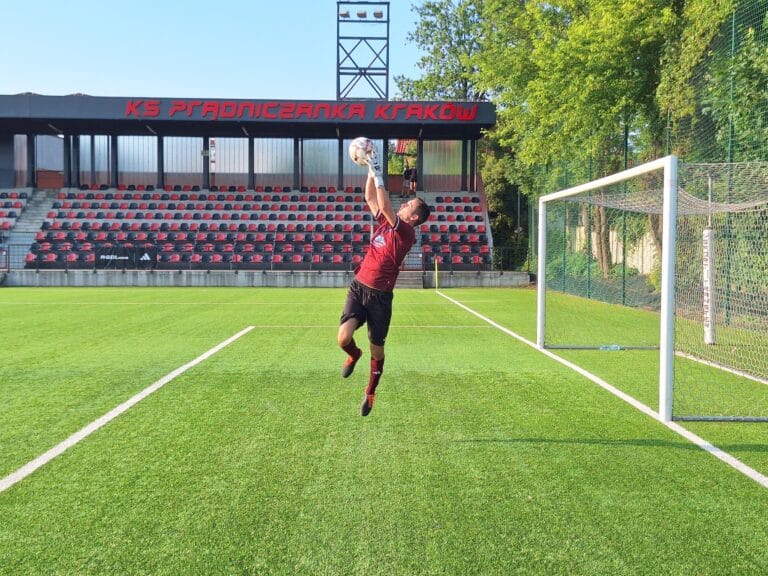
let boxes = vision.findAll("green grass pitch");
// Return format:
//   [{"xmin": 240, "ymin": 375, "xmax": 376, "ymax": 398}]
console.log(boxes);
[{"xmin": 1, "ymin": 287, "xmax": 768, "ymax": 575}]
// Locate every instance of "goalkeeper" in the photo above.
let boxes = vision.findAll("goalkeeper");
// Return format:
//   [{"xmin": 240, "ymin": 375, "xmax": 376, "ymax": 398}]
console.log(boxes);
[{"xmin": 337, "ymin": 145, "xmax": 431, "ymax": 416}]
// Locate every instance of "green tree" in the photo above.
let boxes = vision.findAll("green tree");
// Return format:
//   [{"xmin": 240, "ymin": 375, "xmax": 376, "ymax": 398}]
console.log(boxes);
[
  {"xmin": 478, "ymin": 0, "xmax": 678, "ymax": 168},
  {"xmin": 656, "ymin": 0, "xmax": 736, "ymax": 161},
  {"xmin": 395, "ymin": 0, "xmax": 487, "ymax": 101},
  {"xmin": 701, "ymin": 25, "xmax": 768, "ymax": 161},
  {"xmin": 386, "ymin": 141, "xmax": 417, "ymax": 176},
  {"xmin": 657, "ymin": 0, "xmax": 735, "ymax": 119},
  {"xmin": 481, "ymin": 141, "xmax": 529, "ymax": 270},
  {"xmin": 475, "ymin": 0, "xmax": 683, "ymax": 276}
]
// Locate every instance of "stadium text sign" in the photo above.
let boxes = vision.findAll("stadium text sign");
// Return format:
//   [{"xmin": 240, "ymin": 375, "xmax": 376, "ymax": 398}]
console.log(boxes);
[{"xmin": 124, "ymin": 99, "xmax": 480, "ymax": 122}]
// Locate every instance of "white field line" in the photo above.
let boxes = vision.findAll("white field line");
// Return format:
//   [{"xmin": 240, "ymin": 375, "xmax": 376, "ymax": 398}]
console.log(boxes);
[
  {"xmin": 241, "ymin": 324, "xmax": 489, "ymax": 329},
  {"xmin": 0, "ymin": 302, "xmax": 343, "ymax": 306},
  {"xmin": 0, "ymin": 326, "xmax": 255, "ymax": 494},
  {"xmin": 676, "ymin": 351, "xmax": 768, "ymax": 387},
  {"xmin": 436, "ymin": 291, "xmax": 768, "ymax": 490}
]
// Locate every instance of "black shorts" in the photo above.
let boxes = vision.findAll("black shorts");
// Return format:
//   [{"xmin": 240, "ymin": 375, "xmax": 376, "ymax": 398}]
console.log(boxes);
[{"xmin": 340, "ymin": 279, "xmax": 394, "ymax": 346}]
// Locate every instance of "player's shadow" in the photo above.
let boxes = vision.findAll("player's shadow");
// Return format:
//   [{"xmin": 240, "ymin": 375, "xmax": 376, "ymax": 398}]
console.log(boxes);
[{"xmin": 454, "ymin": 437, "xmax": 768, "ymax": 453}]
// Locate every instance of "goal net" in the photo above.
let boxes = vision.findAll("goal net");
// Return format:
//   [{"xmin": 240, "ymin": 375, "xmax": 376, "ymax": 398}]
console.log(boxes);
[{"xmin": 537, "ymin": 156, "xmax": 768, "ymax": 421}]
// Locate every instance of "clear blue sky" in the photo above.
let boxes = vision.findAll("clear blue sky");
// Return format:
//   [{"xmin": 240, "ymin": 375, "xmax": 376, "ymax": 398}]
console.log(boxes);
[{"xmin": 1, "ymin": 0, "xmax": 423, "ymax": 100}]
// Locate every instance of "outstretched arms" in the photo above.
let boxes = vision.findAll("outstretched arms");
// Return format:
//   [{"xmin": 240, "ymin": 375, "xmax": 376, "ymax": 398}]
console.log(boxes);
[
  {"xmin": 365, "ymin": 147, "xmax": 397, "ymax": 227},
  {"xmin": 364, "ymin": 174, "xmax": 396, "ymax": 227},
  {"xmin": 364, "ymin": 171, "xmax": 379, "ymax": 215}
]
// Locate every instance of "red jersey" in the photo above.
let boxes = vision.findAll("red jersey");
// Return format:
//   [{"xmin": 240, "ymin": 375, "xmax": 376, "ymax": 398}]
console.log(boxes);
[{"xmin": 356, "ymin": 211, "xmax": 416, "ymax": 292}]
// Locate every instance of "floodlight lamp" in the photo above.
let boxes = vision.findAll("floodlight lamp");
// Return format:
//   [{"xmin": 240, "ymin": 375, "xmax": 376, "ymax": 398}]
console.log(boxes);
[
  {"xmin": 339, "ymin": 10, "xmax": 350, "ymax": 17},
  {"xmin": 373, "ymin": 11, "xmax": 383, "ymax": 18},
  {"xmin": 357, "ymin": 11, "xmax": 367, "ymax": 18}
]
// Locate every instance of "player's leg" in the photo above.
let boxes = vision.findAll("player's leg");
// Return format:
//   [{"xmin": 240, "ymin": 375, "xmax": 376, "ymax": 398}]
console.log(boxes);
[
  {"xmin": 360, "ymin": 342, "xmax": 385, "ymax": 416},
  {"xmin": 338, "ymin": 282, "xmax": 365, "ymax": 378},
  {"xmin": 338, "ymin": 315, "xmax": 360, "ymax": 349},
  {"xmin": 360, "ymin": 291, "xmax": 393, "ymax": 416},
  {"xmin": 339, "ymin": 319, "xmax": 363, "ymax": 378}
]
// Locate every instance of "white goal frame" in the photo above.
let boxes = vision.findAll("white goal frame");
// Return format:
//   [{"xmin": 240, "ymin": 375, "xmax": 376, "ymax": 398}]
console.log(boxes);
[{"xmin": 536, "ymin": 155, "xmax": 678, "ymax": 422}]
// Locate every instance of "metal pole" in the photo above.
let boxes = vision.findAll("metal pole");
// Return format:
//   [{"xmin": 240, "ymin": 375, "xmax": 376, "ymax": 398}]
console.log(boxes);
[
  {"xmin": 659, "ymin": 155, "xmax": 678, "ymax": 422},
  {"xmin": 622, "ymin": 123, "xmax": 629, "ymax": 305},
  {"xmin": 536, "ymin": 198, "xmax": 548, "ymax": 348}
]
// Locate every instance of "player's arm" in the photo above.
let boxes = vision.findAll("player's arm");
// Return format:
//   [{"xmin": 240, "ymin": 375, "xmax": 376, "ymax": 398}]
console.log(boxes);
[
  {"xmin": 364, "ymin": 173, "xmax": 379, "ymax": 215},
  {"xmin": 374, "ymin": 179, "xmax": 396, "ymax": 227},
  {"xmin": 366, "ymin": 150, "xmax": 397, "ymax": 226}
]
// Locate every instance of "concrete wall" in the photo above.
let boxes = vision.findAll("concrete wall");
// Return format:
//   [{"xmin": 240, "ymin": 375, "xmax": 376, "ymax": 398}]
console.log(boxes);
[
  {"xmin": 427, "ymin": 270, "xmax": 529, "ymax": 288},
  {"xmin": 4, "ymin": 270, "xmax": 531, "ymax": 288}
]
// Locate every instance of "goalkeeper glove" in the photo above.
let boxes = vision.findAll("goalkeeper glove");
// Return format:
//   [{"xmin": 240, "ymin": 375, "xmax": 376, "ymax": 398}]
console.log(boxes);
[{"xmin": 366, "ymin": 149, "xmax": 384, "ymax": 189}]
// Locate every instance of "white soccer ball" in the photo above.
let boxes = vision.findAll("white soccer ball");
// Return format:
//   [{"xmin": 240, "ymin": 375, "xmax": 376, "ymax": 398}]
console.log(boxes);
[{"xmin": 349, "ymin": 137, "xmax": 374, "ymax": 167}]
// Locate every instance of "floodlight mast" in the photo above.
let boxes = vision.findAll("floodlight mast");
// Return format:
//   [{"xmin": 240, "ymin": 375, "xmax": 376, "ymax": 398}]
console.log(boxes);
[{"xmin": 337, "ymin": 1, "xmax": 390, "ymax": 100}]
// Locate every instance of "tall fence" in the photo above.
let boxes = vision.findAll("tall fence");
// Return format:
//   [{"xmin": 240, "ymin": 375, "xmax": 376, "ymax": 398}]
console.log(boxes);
[{"xmin": 527, "ymin": 1, "xmax": 768, "ymax": 272}]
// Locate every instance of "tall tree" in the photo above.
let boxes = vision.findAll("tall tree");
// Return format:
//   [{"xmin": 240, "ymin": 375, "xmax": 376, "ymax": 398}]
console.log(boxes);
[
  {"xmin": 475, "ymin": 0, "xmax": 684, "ymax": 276},
  {"xmin": 657, "ymin": 0, "xmax": 736, "ymax": 123},
  {"xmin": 477, "ymin": 0, "xmax": 679, "ymax": 168},
  {"xmin": 395, "ymin": 0, "xmax": 487, "ymax": 101}
]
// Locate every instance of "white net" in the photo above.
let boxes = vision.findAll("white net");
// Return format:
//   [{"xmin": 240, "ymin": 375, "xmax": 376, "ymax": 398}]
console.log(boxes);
[
  {"xmin": 541, "ymin": 160, "xmax": 768, "ymax": 420},
  {"xmin": 674, "ymin": 163, "xmax": 768, "ymax": 420}
]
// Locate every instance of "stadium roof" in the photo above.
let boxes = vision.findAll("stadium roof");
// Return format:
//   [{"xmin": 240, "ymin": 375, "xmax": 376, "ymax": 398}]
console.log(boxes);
[{"xmin": 0, "ymin": 94, "xmax": 495, "ymax": 140}]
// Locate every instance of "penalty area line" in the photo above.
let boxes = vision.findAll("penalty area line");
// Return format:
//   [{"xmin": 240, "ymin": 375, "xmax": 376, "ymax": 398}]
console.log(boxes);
[
  {"xmin": 436, "ymin": 290, "xmax": 768, "ymax": 490},
  {"xmin": 0, "ymin": 325, "xmax": 255, "ymax": 494}
]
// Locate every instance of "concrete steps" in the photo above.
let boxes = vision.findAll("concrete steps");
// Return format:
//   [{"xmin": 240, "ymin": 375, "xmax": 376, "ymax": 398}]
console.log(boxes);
[
  {"xmin": 395, "ymin": 270, "xmax": 424, "ymax": 289},
  {"xmin": 7, "ymin": 189, "xmax": 58, "ymax": 241}
]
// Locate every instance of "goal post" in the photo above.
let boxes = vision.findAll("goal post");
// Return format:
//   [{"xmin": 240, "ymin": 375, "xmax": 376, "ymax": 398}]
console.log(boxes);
[
  {"xmin": 658, "ymin": 155, "xmax": 678, "ymax": 422},
  {"xmin": 537, "ymin": 155, "xmax": 768, "ymax": 422}
]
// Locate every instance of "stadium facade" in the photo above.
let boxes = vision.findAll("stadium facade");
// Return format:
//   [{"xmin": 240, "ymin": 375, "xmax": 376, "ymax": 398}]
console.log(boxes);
[
  {"xmin": 0, "ymin": 93, "xmax": 529, "ymax": 288},
  {"xmin": 0, "ymin": 94, "xmax": 494, "ymax": 193}
]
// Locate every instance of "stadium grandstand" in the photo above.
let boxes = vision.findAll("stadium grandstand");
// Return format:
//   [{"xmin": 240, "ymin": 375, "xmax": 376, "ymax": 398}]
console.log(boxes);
[{"xmin": 0, "ymin": 93, "xmax": 525, "ymax": 287}]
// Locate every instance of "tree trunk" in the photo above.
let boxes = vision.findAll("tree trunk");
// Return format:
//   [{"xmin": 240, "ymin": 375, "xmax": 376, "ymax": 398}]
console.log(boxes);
[
  {"xmin": 648, "ymin": 213, "xmax": 663, "ymax": 255},
  {"xmin": 594, "ymin": 206, "xmax": 613, "ymax": 277},
  {"xmin": 580, "ymin": 203, "xmax": 590, "ymax": 254}
]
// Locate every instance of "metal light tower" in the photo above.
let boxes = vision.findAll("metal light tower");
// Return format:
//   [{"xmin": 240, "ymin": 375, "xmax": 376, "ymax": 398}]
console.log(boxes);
[{"xmin": 337, "ymin": 1, "xmax": 390, "ymax": 100}]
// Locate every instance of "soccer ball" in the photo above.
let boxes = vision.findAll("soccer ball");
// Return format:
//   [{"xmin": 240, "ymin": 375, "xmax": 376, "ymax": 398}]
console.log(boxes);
[{"xmin": 349, "ymin": 137, "xmax": 374, "ymax": 167}]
